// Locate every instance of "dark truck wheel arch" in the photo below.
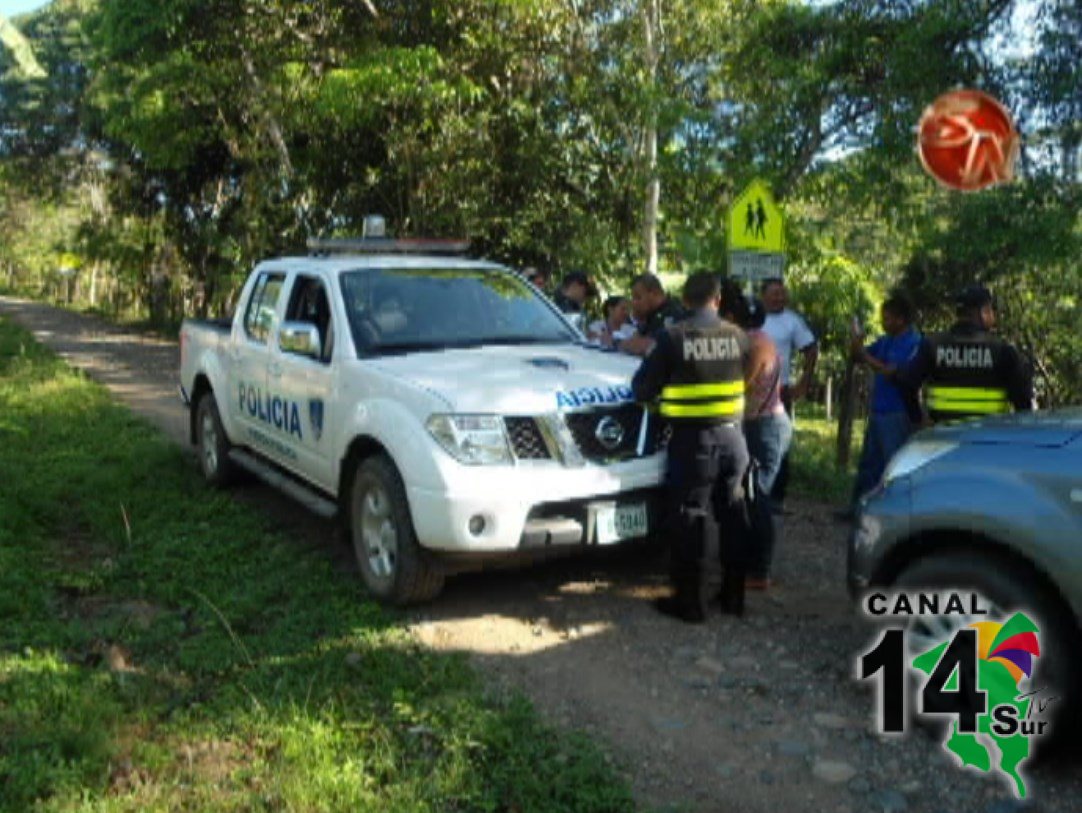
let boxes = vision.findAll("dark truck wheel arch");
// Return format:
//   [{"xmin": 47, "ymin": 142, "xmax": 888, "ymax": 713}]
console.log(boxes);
[{"xmin": 189, "ymin": 374, "xmax": 213, "ymax": 445}]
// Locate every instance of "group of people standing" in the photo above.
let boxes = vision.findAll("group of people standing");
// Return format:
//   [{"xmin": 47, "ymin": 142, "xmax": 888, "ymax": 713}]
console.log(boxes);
[
  {"xmin": 525, "ymin": 265, "xmax": 1032, "ymax": 624},
  {"xmin": 628, "ymin": 272, "xmax": 817, "ymax": 621},
  {"xmin": 528, "ymin": 266, "xmax": 820, "ymax": 617},
  {"xmin": 843, "ymin": 283, "xmax": 1033, "ymax": 518}
]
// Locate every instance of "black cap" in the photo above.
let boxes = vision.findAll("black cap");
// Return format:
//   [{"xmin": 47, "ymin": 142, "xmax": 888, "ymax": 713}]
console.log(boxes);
[
  {"xmin": 563, "ymin": 271, "xmax": 598, "ymax": 296},
  {"xmin": 954, "ymin": 284, "xmax": 994, "ymax": 310}
]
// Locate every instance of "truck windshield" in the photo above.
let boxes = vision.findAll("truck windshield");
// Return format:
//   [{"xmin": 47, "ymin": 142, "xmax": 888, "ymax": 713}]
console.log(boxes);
[{"xmin": 340, "ymin": 268, "xmax": 580, "ymax": 355}]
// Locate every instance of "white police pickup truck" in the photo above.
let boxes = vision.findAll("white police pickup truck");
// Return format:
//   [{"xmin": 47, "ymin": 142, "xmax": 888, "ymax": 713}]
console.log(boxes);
[{"xmin": 179, "ymin": 239, "xmax": 666, "ymax": 604}]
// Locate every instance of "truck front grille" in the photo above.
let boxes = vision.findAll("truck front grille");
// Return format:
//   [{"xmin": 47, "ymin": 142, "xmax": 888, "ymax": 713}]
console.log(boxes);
[
  {"xmin": 564, "ymin": 404, "xmax": 646, "ymax": 462},
  {"xmin": 504, "ymin": 417, "xmax": 552, "ymax": 460}
]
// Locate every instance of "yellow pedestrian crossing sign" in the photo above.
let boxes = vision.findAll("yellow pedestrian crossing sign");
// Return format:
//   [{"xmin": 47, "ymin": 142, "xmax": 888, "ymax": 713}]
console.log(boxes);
[{"xmin": 728, "ymin": 180, "xmax": 785, "ymax": 253}]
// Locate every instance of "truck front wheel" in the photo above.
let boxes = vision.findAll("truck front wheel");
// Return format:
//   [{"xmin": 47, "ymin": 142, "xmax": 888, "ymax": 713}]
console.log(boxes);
[
  {"xmin": 195, "ymin": 392, "xmax": 237, "ymax": 487},
  {"xmin": 349, "ymin": 455, "xmax": 445, "ymax": 605}
]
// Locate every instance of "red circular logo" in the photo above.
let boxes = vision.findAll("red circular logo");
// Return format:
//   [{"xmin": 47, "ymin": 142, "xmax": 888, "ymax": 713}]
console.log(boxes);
[{"xmin": 917, "ymin": 89, "xmax": 1019, "ymax": 191}]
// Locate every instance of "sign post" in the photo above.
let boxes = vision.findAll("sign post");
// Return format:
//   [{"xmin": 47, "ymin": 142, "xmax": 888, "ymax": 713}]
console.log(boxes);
[{"xmin": 727, "ymin": 180, "xmax": 786, "ymax": 286}]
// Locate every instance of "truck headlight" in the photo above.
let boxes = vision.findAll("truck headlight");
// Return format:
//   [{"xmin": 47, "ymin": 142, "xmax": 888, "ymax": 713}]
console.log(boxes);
[
  {"xmin": 882, "ymin": 440, "xmax": 957, "ymax": 484},
  {"xmin": 426, "ymin": 415, "xmax": 512, "ymax": 465}
]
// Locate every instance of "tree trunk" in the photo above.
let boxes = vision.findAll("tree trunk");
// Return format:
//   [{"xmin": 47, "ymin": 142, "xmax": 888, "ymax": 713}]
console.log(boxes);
[
  {"xmin": 642, "ymin": 0, "xmax": 660, "ymax": 276},
  {"xmin": 240, "ymin": 46, "xmax": 294, "ymax": 179},
  {"xmin": 836, "ymin": 358, "xmax": 858, "ymax": 467},
  {"xmin": 89, "ymin": 262, "xmax": 99, "ymax": 307}
]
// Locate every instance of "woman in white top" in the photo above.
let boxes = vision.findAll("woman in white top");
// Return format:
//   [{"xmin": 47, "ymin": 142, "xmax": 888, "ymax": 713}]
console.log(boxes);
[{"xmin": 587, "ymin": 296, "xmax": 636, "ymax": 348}]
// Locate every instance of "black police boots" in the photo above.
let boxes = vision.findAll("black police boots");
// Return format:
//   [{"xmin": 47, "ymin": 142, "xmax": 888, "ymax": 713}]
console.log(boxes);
[
  {"xmin": 654, "ymin": 573, "xmax": 709, "ymax": 623},
  {"xmin": 653, "ymin": 595, "xmax": 707, "ymax": 623},
  {"xmin": 718, "ymin": 568, "xmax": 746, "ymax": 617}
]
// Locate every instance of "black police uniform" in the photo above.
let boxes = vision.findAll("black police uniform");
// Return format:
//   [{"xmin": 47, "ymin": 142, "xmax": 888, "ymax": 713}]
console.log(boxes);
[
  {"xmin": 636, "ymin": 297, "xmax": 687, "ymax": 341},
  {"xmin": 632, "ymin": 308, "xmax": 750, "ymax": 620},
  {"xmin": 898, "ymin": 321, "xmax": 1032, "ymax": 422}
]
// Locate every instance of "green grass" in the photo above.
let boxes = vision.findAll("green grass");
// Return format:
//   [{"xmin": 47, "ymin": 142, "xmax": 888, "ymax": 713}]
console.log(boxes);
[
  {"xmin": 0, "ymin": 317, "xmax": 633, "ymax": 812},
  {"xmin": 787, "ymin": 403, "xmax": 863, "ymax": 504}
]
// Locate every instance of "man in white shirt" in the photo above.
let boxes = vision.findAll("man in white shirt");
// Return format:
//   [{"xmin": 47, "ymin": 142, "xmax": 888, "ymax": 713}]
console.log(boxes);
[{"xmin": 760, "ymin": 277, "xmax": 819, "ymax": 507}]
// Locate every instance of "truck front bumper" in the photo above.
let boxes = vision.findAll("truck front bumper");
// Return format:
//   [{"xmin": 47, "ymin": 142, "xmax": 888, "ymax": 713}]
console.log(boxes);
[
  {"xmin": 847, "ymin": 478, "xmax": 911, "ymax": 597},
  {"xmin": 406, "ymin": 458, "xmax": 665, "ymax": 553}
]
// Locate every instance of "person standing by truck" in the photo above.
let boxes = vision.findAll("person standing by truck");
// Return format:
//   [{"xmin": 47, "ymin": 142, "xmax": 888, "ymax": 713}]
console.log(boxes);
[
  {"xmin": 894, "ymin": 284, "xmax": 1033, "ymax": 423},
  {"xmin": 553, "ymin": 271, "xmax": 597, "ymax": 332},
  {"xmin": 620, "ymin": 273, "xmax": 687, "ymax": 357},
  {"xmin": 719, "ymin": 281, "xmax": 790, "ymax": 590},
  {"xmin": 760, "ymin": 277, "xmax": 818, "ymax": 509},
  {"xmin": 842, "ymin": 292, "xmax": 922, "ymax": 517},
  {"xmin": 587, "ymin": 295, "xmax": 635, "ymax": 348},
  {"xmin": 632, "ymin": 272, "xmax": 750, "ymax": 622}
]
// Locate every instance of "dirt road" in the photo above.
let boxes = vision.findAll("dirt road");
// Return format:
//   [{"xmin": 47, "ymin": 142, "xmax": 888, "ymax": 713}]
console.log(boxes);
[{"xmin": 2, "ymin": 296, "xmax": 1077, "ymax": 813}]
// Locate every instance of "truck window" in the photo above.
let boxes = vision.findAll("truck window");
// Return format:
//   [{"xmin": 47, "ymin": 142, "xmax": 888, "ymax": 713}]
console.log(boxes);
[
  {"xmin": 339, "ymin": 268, "xmax": 579, "ymax": 354},
  {"xmin": 284, "ymin": 275, "xmax": 334, "ymax": 363},
  {"xmin": 244, "ymin": 273, "xmax": 286, "ymax": 344}
]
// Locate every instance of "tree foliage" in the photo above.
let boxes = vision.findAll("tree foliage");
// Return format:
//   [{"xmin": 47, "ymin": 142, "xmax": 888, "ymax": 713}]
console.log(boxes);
[{"xmin": 0, "ymin": 0, "xmax": 1077, "ymax": 401}]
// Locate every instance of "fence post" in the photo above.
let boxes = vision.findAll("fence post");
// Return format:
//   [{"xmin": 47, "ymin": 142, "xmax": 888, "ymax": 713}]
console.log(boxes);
[{"xmin": 836, "ymin": 359, "xmax": 858, "ymax": 466}]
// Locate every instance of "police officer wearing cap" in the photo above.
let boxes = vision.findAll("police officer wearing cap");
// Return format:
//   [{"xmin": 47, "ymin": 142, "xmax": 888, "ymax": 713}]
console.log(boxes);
[
  {"xmin": 896, "ymin": 284, "xmax": 1033, "ymax": 423},
  {"xmin": 632, "ymin": 272, "xmax": 751, "ymax": 622}
]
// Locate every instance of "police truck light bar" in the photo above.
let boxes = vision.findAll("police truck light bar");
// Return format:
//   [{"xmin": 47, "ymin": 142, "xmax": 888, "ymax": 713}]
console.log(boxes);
[
  {"xmin": 308, "ymin": 214, "xmax": 469, "ymax": 255},
  {"xmin": 306, "ymin": 237, "xmax": 471, "ymax": 256}
]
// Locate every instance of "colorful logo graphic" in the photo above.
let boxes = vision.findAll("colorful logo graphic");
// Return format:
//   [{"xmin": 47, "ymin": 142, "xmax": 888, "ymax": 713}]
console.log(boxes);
[
  {"xmin": 860, "ymin": 597, "xmax": 1056, "ymax": 800},
  {"xmin": 911, "ymin": 614, "xmax": 1045, "ymax": 798},
  {"xmin": 918, "ymin": 89, "xmax": 1019, "ymax": 191}
]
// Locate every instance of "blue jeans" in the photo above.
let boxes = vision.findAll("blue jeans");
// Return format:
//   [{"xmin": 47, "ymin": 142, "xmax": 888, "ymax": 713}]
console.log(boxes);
[
  {"xmin": 743, "ymin": 413, "xmax": 793, "ymax": 578},
  {"xmin": 744, "ymin": 413, "xmax": 793, "ymax": 497},
  {"xmin": 853, "ymin": 411, "xmax": 914, "ymax": 503}
]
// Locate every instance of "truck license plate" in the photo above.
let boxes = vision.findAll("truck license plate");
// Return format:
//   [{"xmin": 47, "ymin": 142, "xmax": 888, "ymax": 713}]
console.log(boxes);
[{"xmin": 594, "ymin": 502, "xmax": 648, "ymax": 545}]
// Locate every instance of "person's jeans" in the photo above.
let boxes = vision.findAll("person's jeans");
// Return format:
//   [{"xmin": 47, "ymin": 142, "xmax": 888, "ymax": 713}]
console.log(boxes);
[
  {"xmin": 852, "ymin": 411, "xmax": 914, "ymax": 504},
  {"xmin": 744, "ymin": 413, "xmax": 793, "ymax": 497},
  {"xmin": 743, "ymin": 413, "xmax": 793, "ymax": 578},
  {"xmin": 770, "ymin": 388, "xmax": 794, "ymax": 504}
]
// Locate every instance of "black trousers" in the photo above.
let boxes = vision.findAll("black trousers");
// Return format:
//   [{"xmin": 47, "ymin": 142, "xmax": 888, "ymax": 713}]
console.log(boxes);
[{"xmin": 664, "ymin": 423, "xmax": 750, "ymax": 612}]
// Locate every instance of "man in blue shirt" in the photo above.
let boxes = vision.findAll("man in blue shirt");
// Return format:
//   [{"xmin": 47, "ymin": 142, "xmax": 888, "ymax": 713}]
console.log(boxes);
[{"xmin": 845, "ymin": 293, "xmax": 922, "ymax": 515}]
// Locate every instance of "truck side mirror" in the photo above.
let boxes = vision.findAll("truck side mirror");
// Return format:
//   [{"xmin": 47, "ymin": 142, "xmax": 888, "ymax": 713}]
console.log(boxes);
[{"xmin": 279, "ymin": 322, "xmax": 322, "ymax": 360}]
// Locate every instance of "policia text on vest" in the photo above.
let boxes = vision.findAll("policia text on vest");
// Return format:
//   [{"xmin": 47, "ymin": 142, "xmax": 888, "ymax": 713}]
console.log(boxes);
[
  {"xmin": 631, "ymin": 272, "xmax": 752, "ymax": 623},
  {"xmin": 897, "ymin": 321, "xmax": 1033, "ymax": 422}
]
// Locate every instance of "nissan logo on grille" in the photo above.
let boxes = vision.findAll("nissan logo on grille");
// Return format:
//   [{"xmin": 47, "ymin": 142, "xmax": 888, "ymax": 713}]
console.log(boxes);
[{"xmin": 594, "ymin": 416, "xmax": 625, "ymax": 450}]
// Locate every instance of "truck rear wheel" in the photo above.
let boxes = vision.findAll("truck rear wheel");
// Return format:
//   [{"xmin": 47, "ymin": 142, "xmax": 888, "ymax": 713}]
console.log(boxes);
[
  {"xmin": 195, "ymin": 392, "xmax": 237, "ymax": 487},
  {"xmin": 349, "ymin": 454, "xmax": 444, "ymax": 605}
]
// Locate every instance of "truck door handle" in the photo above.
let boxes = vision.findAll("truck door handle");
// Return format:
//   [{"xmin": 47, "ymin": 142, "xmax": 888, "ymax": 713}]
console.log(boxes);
[{"xmin": 268, "ymin": 362, "xmax": 283, "ymax": 378}]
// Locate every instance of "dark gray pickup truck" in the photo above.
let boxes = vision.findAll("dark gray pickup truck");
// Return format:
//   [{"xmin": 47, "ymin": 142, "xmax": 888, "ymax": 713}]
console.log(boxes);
[{"xmin": 848, "ymin": 410, "xmax": 1082, "ymax": 740}]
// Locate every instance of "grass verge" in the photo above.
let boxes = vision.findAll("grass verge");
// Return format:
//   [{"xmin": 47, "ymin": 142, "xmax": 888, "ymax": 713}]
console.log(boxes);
[
  {"xmin": 0, "ymin": 317, "xmax": 633, "ymax": 812},
  {"xmin": 788, "ymin": 403, "xmax": 863, "ymax": 504}
]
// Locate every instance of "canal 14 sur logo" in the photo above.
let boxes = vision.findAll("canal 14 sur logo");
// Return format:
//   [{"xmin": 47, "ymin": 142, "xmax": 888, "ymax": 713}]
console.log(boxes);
[{"xmin": 856, "ymin": 590, "xmax": 1057, "ymax": 799}]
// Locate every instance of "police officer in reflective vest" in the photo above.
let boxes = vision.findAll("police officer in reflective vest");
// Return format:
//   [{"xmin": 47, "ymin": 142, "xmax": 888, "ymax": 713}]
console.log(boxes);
[
  {"xmin": 896, "ymin": 285, "xmax": 1033, "ymax": 422},
  {"xmin": 632, "ymin": 272, "xmax": 750, "ymax": 622}
]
